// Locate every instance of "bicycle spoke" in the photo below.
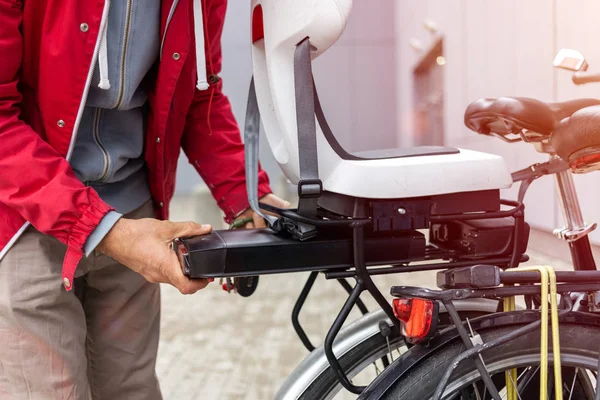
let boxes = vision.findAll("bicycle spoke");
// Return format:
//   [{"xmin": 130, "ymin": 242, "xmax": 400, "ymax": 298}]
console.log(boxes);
[
  {"xmin": 506, "ymin": 369, "xmax": 523, "ymax": 400},
  {"xmin": 485, "ymin": 372, "xmax": 507, "ymax": 400},
  {"xmin": 473, "ymin": 383, "xmax": 483, "ymax": 400},
  {"xmin": 386, "ymin": 336, "xmax": 394, "ymax": 362},
  {"xmin": 471, "ymin": 362, "xmax": 588, "ymax": 400},
  {"xmin": 567, "ymin": 368, "xmax": 578, "ymax": 400},
  {"xmin": 517, "ymin": 366, "xmax": 540, "ymax": 394},
  {"xmin": 515, "ymin": 367, "xmax": 531, "ymax": 382},
  {"xmin": 373, "ymin": 354, "xmax": 390, "ymax": 376},
  {"xmin": 477, "ymin": 366, "xmax": 539, "ymax": 400},
  {"xmin": 373, "ymin": 361, "xmax": 381, "ymax": 376},
  {"xmin": 396, "ymin": 348, "xmax": 403, "ymax": 359},
  {"xmin": 472, "ymin": 365, "xmax": 587, "ymax": 400},
  {"xmin": 475, "ymin": 365, "xmax": 584, "ymax": 400}
]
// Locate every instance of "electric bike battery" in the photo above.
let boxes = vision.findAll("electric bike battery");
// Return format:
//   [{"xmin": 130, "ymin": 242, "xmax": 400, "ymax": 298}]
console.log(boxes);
[{"xmin": 175, "ymin": 229, "xmax": 426, "ymax": 279}]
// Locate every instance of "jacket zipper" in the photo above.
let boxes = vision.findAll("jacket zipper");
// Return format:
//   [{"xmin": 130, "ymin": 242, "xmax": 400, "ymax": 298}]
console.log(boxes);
[
  {"xmin": 114, "ymin": 0, "xmax": 134, "ymax": 109},
  {"xmin": 160, "ymin": 0, "xmax": 180, "ymax": 59},
  {"xmin": 66, "ymin": 0, "xmax": 111, "ymax": 161},
  {"xmin": 92, "ymin": 109, "xmax": 111, "ymax": 181}
]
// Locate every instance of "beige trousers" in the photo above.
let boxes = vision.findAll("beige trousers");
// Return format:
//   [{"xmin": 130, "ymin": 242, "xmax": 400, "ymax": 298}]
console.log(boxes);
[{"xmin": 0, "ymin": 201, "xmax": 162, "ymax": 400}]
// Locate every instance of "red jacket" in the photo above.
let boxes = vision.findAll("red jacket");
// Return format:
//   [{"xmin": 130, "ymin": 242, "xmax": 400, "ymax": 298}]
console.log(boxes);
[{"xmin": 0, "ymin": 0, "xmax": 271, "ymax": 290}]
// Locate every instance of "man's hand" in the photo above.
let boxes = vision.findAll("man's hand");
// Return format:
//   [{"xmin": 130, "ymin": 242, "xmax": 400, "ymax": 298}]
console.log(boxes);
[
  {"xmin": 97, "ymin": 218, "xmax": 212, "ymax": 294},
  {"xmin": 236, "ymin": 194, "xmax": 291, "ymax": 228}
]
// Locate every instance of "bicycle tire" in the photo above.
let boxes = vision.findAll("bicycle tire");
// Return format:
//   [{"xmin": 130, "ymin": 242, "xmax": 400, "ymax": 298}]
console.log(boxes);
[
  {"xmin": 295, "ymin": 307, "xmax": 495, "ymax": 400},
  {"xmin": 379, "ymin": 321, "xmax": 600, "ymax": 399}
]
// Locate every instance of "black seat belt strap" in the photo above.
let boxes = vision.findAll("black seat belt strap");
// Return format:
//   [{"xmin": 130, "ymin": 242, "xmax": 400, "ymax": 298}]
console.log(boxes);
[
  {"xmin": 243, "ymin": 37, "xmax": 322, "ymax": 239},
  {"xmin": 294, "ymin": 37, "xmax": 322, "ymax": 218}
]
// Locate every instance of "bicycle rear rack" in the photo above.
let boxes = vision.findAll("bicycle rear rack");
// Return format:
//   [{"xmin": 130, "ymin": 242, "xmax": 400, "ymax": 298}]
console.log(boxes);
[{"xmin": 283, "ymin": 199, "xmax": 530, "ymax": 395}]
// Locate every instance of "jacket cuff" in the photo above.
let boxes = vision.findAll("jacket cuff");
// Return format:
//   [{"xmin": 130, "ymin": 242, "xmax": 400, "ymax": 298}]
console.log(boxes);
[
  {"xmin": 62, "ymin": 199, "xmax": 114, "ymax": 291},
  {"xmin": 220, "ymin": 181, "xmax": 272, "ymax": 224},
  {"xmin": 83, "ymin": 211, "xmax": 123, "ymax": 256}
]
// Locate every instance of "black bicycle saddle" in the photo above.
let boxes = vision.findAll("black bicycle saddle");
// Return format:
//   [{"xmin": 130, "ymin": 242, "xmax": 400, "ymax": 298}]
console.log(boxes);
[{"xmin": 464, "ymin": 97, "xmax": 600, "ymax": 138}]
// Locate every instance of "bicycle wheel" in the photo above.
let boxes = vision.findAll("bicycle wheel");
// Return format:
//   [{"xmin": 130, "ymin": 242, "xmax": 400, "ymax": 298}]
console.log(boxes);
[
  {"xmin": 378, "ymin": 321, "xmax": 600, "ymax": 399},
  {"xmin": 287, "ymin": 299, "xmax": 499, "ymax": 400}
]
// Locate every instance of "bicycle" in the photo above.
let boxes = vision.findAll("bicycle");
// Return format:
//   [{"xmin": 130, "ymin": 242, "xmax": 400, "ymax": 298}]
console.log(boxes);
[
  {"xmin": 173, "ymin": 1, "xmax": 600, "ymax": 398},
  {"xmin": 358, "ymin": 48, "xmax": 600, "ymax": 399}
]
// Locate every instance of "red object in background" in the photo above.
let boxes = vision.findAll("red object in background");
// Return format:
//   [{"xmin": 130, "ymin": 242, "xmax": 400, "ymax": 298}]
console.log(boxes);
[
  {"xmin": 392, "ymin": 298, "xmax": 436, "ymax": 342},
  {"xmin": 252, "ymin": 5, "xmax": 264, "ymax": 43},
  {"xmin": 222, "ymin": 282, "xmax": 234, "ymax": 292}
]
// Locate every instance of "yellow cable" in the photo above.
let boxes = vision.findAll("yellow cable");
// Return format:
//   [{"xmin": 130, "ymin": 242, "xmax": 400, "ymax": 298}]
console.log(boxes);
[
  {"xmin": 547, "ymin": 266, "xmax": 563, "ymax": 400},
  {"xmin": 505, "ymin": 265, "xmax": 562, "ymax": 400},
  {"xmin": 509, "ymin": 295, "xmax": 517, "ymax": 400},
  {"xmin": 504, "ymin": 295, "xmax": 517, "ymax": 400}
]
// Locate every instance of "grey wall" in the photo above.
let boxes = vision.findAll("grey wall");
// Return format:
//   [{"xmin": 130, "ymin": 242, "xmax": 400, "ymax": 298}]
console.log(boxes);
[{"xmin": 174, "ymin": 1, "xmax": 397, "ymax": 195}]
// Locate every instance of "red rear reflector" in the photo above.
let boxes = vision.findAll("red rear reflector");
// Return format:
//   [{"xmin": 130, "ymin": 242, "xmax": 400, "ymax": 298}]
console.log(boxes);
[
  {"xmin": 570, "ymin": 152, "xmax": 600, "ymax": 173},
  {"xmin": 392, "ymin": 298, "xmax": 436, "ymax": 342},
  {"xmin": 252, "ymin": 5, "xmax": 264, "ymax": 43},
  {"xmin": 392, "ymin": 298, "xmax": 412, "ymax": 322}
]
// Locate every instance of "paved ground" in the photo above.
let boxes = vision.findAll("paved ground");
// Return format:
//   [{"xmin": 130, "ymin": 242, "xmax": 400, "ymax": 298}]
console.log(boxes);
[{"xmin": 156, "ymin": 195, "xmax": 578, "ymax": 400}]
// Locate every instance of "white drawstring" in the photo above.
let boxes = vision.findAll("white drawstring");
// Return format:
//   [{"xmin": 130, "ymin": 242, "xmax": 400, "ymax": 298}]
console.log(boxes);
[
  {"xmin": 98, "ymin": 0, "xmax": 111, "ymax": 90},
  {"xmin": 96, "ymin": 0, "xmax": 207, "ymax": 91},
  {"xmin": 193, "ymin": 0, "xmax": 209, "ymax": 90}
]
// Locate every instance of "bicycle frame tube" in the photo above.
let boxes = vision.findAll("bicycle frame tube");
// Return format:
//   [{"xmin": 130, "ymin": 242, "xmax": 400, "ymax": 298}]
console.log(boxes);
[
  {"xmin": 570, "ymin": 236, "xmax": 597, "ymax": 271},
  {"xmin": 556, "ymin": 169, "xmax": 585, "ymax": 230},
  {"xmin": 553, "ymin": 158, "xmax": 598, "ymax": 270}
]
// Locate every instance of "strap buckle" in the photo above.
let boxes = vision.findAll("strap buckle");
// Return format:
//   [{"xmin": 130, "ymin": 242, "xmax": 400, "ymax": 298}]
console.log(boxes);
[{"xmin": 297, "ymin": 179, "xmax": 323, "ymax": 198}]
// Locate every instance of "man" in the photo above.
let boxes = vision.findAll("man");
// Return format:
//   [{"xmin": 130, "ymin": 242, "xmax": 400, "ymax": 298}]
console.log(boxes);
[{"xmin": 0, "ymin": 0, "xmax": 286, "ymax": 398}]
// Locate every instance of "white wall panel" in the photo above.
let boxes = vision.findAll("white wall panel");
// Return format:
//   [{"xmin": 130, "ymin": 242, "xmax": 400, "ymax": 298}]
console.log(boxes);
[
  {"xmin": 350, "ymin": 44, "xmax": 398, "ymax": 151},
  {"xmin": 395, "ymin": 0, "xmax": 562, "ymax": 233}
]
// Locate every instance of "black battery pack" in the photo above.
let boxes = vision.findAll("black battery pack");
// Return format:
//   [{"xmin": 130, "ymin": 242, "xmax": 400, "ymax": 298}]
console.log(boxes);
[
  {"xmin": 429, "ymin": 217, "xmax": 529, "ymax": 259},
  {"xmin": 175, "ymin": 228, "xmax": 426, "ymax": 279}
]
